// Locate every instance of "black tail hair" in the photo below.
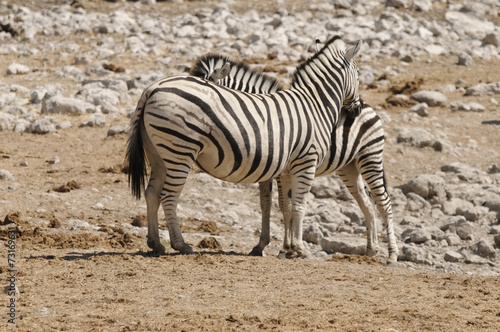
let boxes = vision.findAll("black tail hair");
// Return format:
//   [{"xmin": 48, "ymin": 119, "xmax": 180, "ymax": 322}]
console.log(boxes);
[{"xmin": 125, "ymin": 93, "xmax": 148, "ymax": 200}]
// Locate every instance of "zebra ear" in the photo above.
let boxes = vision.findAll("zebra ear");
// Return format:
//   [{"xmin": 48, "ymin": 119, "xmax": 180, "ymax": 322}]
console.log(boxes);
[
  {"xmin": 345, "ymin": 40, "xmax": 363, "ymax": 61},
  {"xmin": 315, "ymin": 38, "xmax": 321, "ymax": 53}
]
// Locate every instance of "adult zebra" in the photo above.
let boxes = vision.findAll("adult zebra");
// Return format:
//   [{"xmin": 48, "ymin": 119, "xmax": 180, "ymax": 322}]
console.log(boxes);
[
  {"xmin": 190, "ymin": 54, "xmax": 399, "ymax": 265},
  {"xmin": 126, "ymin": 36, "xmax": 363, "ymax": 258}
]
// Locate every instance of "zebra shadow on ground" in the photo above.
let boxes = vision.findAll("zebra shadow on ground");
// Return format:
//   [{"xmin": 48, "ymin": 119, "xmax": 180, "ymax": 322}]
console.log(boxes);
[
  {"xmin": 481, "ymin": 120, "xmax": 500, "ymax": 125},
  {"xmin": 26, "ymin": 249, "xmax": 249, "ymax": 261}
]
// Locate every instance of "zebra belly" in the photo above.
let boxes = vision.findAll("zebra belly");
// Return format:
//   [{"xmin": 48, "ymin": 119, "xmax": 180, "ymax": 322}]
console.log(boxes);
[{"xmin": 195, "ymin": 149, "xmax": 287, "ymax": 184}]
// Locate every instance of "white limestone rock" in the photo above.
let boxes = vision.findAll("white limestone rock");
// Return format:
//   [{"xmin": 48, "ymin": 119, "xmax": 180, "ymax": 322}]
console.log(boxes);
[
  {"xmin": 6, "ymin": 63, "xmax": 30, "ymax": 75},
  {"xmin": 0, "ymin": 169, "xmax": 15, "ymax": 181},
  {"xmin": 28, "ymin": 117, "xmax": 57, "ymax": 134},
  {"xmin": 450, "ymin": 101, "xmax": 485, "ymax": 112},
  {"xmin": 411, "ymin": 90, "xmax": 447, "ymax": 107},
  {"xmin": 320, "ymin": 237, "xmax": 366, "ymax": 255},
  {"xmin": 41, "ymin": 95, "xmax": 87, "ymax": 115},
  {"xmin": 483, "ymin": 32, "xmax": 500, "ymax": 47},
  {"xmin": 402, "ymin": 228, "xmax": 432, "ymax": 244},
  {"xmin": 409, "ymin": 102, "xmax": 428, "ymax": 117},
  {"xmin": 400, "ymin": 174, "xmax": 446, "ymax": 203},
  {"xmin": 396, "ymin": 127, "xmax": 437, "ymax": 149},
  {"xmin": 444, "ymin": 11, "xmax": 494, "ymax": 37},
  {"xmin": 469, "ymin": 239, "xmax": 496, "ymax": 259},
  {"xmin": 457, "ymin": 53, "xmax": 473, "ymax": 66},
  {"xmin": 399, "ymin": 245, "xmax": 433, "ymax": 265},
  {"xmin": 465, "ymin": 82, "xmax": 500, "ymax": 96},
  {"xmin": 444, "ymin": 251, "xmax": 463, "ymax": 262}
]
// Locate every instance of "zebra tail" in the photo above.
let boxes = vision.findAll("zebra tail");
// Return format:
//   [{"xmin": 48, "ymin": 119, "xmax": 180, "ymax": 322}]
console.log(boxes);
[{"xmin": 126, "ymin": 92, "xmax": 148, "ymax": 200}]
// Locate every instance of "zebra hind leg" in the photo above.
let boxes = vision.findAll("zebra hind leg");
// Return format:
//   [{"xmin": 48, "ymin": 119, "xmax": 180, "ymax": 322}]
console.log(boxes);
[
  {"xmin": 160, "ymin": 163, "xmax": 195, "ymax": 255},
  {"xmin": 369, "ymin": 173, "xmax": 399, "ymax": 267},
  {"xmin": 249, "ymin": 180, "xmax": 273, "ymax": 256},
  {"xmin": 145, "ymin": 168, "xmax": 167, "ymax": 256},
  {"xmin": 337, "ymin": 163, "xmax": 379, "ymax": 258},
  {"xmin": 358, "ymin": 161, "xmax": 399, "ymax": 267},
  {"xmin": 276, "ymin": 175, "xmax": 293, "ymax": 259},
  {"xmin": 141, "ymin": 129, "xmax": 167, "ymax": 256}
]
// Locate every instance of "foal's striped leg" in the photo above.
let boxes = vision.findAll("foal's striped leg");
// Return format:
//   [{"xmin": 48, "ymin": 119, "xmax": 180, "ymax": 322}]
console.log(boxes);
[
  {"xmin": 337, "ymin": 163, "xmax": 379, "ymax": 257},
  {"xmin": 358, "ymin": 162, "xmax": 399, "ymax": 265}
]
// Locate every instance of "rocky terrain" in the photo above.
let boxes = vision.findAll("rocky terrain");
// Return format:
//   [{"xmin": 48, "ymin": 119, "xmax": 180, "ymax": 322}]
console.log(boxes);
[{"xmin": 1, "ymin": 0, "xmax": 500, "ymax": 330}]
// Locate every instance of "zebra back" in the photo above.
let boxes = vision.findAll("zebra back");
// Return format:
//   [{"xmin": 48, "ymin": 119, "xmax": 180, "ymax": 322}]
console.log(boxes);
[
  {"xmin": 190, "ymin": 54, "xmax": 282, "ymax": 94},
  {"xmin": 190, "ymin": 53, "xmax": 384, "ymax": 174}
]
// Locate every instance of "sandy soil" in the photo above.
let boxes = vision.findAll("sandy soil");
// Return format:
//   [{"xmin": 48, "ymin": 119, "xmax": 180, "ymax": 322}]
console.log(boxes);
[
  {"xmin": 8, "ymin": 252, "xmax": 500, "ymax": 331},
  {"xmin": 1, "ymin": 1, "xmax": 500, "ymax": 331}
]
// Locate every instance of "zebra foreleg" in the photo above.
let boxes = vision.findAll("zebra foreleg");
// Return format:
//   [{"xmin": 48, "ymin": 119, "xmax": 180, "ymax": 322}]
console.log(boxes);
[
  {"xmin": 277, "ymin": 175, "xmax": 293, "ymax": 259},
  {"xmin": 337, "ymin": 164, "xmax": 379, "ymax": 258},
  {"xmin": 249, "ymin": 180, "xmax": 273, "ymax": 256},
  {"xmin": 288, "ymin": 171, "xmax": 314, "ymax": 259}
]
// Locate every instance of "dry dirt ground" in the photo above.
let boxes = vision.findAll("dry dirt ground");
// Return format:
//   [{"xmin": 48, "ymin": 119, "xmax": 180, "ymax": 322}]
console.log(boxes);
[{"xmin": 1, "ymin": 1, "xmax": 500, "ymax": 331}]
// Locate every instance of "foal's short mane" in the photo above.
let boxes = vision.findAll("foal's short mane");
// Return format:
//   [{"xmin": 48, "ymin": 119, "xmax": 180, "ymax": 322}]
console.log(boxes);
[{"xmin": 190, "ymin": 53, "xmax": 283, "ymax": 90}]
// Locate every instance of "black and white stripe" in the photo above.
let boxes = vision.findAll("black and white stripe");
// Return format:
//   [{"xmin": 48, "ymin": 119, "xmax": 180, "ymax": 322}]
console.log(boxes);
[
  {"xmin": 126, "ymin": 36, "xmax": 363, "ymax": 258},
  {"xmin": 190, "ymin": 54, "xmax": 281, "ymax": 94},
  {"xmin": 190, "ymin": 54, "xmax": 398, "ymax": 264}
]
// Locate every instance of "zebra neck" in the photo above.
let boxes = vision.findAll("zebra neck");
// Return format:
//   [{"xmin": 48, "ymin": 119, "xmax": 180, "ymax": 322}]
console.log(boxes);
[{"xmin": 291, "ymin": 53, "xmax": 345, "ymax": 125}]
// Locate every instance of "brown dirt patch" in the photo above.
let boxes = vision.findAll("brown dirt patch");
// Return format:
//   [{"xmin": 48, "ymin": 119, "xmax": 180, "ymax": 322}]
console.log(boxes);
[
  {"xmin": 1, "ymin": 213, "xmax": 23, "ymax": 226},
  {"xmin": 131, "ymin": 215, "xmax": 147, "ymax": 228},
  {"xmin": 329, "ymin": 253, "xmax": 386, "ymax": 266},
  {"xmin": 52, "ymin": 180, "xmax": 81, "ymax": 193},
  {"xmin": 197, "ymin": 237, "xmax": 222, "ymax": 250}
]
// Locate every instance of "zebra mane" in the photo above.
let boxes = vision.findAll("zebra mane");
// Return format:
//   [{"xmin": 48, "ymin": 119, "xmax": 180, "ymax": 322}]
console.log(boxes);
[
  {"xmin": 291, "ymin": 35, "xmax": 346, "ymax": 86},
  {"xmin": 190, "ymin": 53, "xmax": 283, "ymax": 92}
]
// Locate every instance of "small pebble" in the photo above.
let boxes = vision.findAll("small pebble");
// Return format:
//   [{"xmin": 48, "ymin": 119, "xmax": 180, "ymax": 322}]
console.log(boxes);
[{"xmin": 48, "ymin": 156, "xmax": 60, "ymax": 165}]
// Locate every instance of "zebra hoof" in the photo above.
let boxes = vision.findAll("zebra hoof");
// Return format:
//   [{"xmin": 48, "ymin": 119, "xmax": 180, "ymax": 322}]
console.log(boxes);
[
  {"xmin": 151, "ymin": 244, "xmax": 166, "ymax": 257},
  {"xmin": 178, "ymin": 244, "xmax": 195, "ymax": 255},
  {"xmin": 277, "ymin": 251, "xmax": 288, "ymax": 259},
  {"xmin": 248, "ymin": 247, "xmax": 263, "ymax": 256},
  {"xmin": 387, "ymin": 261, "xmax": 398, "ymax": 268},
  {"xmin": 147, "ymin": 239, "xmax": 166, "ymax": 256}
]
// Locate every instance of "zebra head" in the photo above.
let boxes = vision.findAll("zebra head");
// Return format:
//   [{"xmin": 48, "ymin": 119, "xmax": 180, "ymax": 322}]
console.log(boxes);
[
  {"xmin": 291, "ymin": 36, "xmax": 363, "ymax": 120},
  {"xmin": 208, "ymin": 62, "xmax": 231, "ymax": 83},
  {"xmin": 341, "ymin": 40, "xmax": 363, "ymax": 116},
  {"xmin": 314, "ymin": 38, "xmax": 363, "ymax": 116},
  {"xmin": 190, "ymin": 54, "xmax": 232, "ymax": 83}
]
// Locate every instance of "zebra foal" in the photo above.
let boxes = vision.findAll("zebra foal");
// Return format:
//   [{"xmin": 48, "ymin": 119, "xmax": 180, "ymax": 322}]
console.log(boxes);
[
  {"xmin": 190, "ymin": 54, "xmax": 399, "ymax": 265},
  {"xmin": 126, "ymin": 36, "xmax": 363, "ymax": 258}
]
